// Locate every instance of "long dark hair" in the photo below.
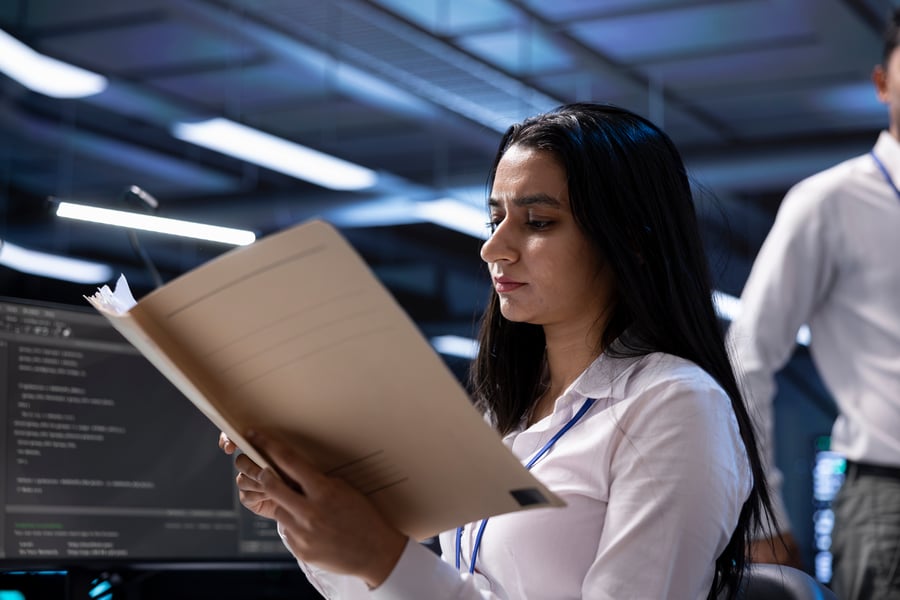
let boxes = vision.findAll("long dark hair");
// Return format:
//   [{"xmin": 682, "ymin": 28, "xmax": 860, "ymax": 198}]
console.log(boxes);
[{"xmin": 468, "ymin": 103, "xmax": 773, "ymax": 599}]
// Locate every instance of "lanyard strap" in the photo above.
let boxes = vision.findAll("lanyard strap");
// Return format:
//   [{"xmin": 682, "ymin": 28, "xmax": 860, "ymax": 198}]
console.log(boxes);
[
  {"xmin": 871, "ymin": 151, "xmax": 900, "ymax": 202},
  {"xmin": 455, "ymin": 397, "xmax": 597, "ymax": 574}
]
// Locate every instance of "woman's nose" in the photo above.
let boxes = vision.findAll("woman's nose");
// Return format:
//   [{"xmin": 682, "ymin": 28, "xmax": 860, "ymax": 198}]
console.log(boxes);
[{"xmin": 480, "ymin": 220, "xmax": 516, "ymax": 264}]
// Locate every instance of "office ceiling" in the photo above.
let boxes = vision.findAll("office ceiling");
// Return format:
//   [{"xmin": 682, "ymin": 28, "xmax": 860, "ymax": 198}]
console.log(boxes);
[{"xmin": 0, "ymin": 0, "xmax": 895, "ymax": 348}]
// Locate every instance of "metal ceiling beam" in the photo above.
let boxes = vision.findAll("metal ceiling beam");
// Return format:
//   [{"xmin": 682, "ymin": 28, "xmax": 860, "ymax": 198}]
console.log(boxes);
[{"xmin": 503, "ymin": 0, "xmax": 741, "ymax": 141}]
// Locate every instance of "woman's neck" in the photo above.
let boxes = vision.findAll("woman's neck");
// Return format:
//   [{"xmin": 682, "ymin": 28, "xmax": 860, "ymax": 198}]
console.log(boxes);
[
  {"xmin": 545, "ymin": 341, "xmax": 598, "ymax": 397},
  {"xmin": 527, "ymin": 325, "xmax": 603, "ymax": 426},
  {"xmin": 546, "ymin": 314, "xmax": 606, "ymax": 386}
]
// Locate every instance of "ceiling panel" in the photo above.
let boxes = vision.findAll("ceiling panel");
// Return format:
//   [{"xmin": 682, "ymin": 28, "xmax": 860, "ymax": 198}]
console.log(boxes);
[
  {"xmin": 39, "ymin": 19, "xmax": 257, "ymax": 75},
  {"xmin": 691, "ymin": 81, "xmax": 887, "ymax": 139},
  {"xmin": 372, "ymin": 0, "xmax": 516, "ymax": 34},
  {"xmin": 0, "ymin": 0, "xmax": 897, "ymax": 345},
  {"xmin": 523, "ymin": 0, "xmax": 720, "ymax": 22},
  {"xmin": 455, "ymin": 27, "xmax": 576, "ymax": 75},
  {"xmin": 0, "ymin": 0, "xmax": 162, "ymax": 29},
  {"xmin": 149, "ymin": 60, "xmax": 329, "ymax": 112},
  {"xmin": 569, "ymin": 1, "xmax": 816, "ymax": 64}
]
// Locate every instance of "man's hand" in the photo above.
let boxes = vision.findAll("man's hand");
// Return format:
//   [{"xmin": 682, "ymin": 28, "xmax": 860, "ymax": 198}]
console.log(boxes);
[{"xmin": 749, "ymin": 532, "xmax": 804, "ymax": 569}]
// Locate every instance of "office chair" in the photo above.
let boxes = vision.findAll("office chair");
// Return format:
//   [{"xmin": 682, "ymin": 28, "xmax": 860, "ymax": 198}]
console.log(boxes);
[{"xmin": 721, "ymin": 563, "xmax": 838, "ymax": 600}]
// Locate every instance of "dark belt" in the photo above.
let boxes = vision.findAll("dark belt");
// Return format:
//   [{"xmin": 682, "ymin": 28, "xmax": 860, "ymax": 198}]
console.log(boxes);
[{"xmin": 846, "ymin": 460, "xmax": 900, "ymax": 479}]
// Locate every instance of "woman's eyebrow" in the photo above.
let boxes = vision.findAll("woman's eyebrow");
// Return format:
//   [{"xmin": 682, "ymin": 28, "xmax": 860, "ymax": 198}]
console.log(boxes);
[{"xmin": 488, "ymin": 193, "xmax": 562, "ymax": 208}]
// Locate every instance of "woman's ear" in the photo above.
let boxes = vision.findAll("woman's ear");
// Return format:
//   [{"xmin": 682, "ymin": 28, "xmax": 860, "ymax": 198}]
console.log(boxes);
[{"xmin": 873, "ymin": 64, "xmax": 889, "ymax": 104}]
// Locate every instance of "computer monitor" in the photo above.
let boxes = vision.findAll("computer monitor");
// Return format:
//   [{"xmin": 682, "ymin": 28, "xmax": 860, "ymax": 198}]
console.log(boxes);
[
  {"xmin": 812, "ymin": 435, "xmax": 846, "ymax": 584},
  {"xmin": 0, "ymin": 296, "xmax": 293, "ymax": 570}
]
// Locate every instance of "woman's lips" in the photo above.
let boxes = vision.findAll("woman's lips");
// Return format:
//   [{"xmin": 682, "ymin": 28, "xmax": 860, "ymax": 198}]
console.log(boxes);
[{"xmin": 493, "ymin": 277, "xmax": 525, "ymax": 293}]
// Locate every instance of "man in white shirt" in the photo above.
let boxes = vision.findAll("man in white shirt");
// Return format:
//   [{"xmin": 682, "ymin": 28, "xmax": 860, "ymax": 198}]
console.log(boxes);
[{"xmin": 727, "ymin": 10, "xmax": 900, "ymax": 599}]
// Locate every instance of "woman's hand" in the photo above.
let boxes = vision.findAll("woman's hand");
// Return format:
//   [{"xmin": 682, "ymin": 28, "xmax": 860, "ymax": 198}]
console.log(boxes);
[
  {"xmin": 229, "ymin": 430, "xmax": 408, "ymax": 588},
  {"xmin": 218, "ymin": 432, "xmax": 281, "ymax": 518},
  {"xmin": 218, "ymin": 432, "xmax": 239, "ymax": 455}
]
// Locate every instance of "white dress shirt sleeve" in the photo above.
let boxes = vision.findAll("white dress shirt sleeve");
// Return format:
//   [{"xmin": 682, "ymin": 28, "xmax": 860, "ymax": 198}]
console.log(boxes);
[
  {"xmin": 726, "ymin": 179, "xmax": 838, "ymax": 536},
  {"xmin": 296, "ymin": 538, "xmax": 503, "ymax": 600}
]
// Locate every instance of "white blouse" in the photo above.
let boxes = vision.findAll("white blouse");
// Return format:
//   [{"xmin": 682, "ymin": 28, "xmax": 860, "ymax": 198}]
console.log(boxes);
[{"xmin": 298, "ymin": 351, "xmax": 753, "ymax": 599}]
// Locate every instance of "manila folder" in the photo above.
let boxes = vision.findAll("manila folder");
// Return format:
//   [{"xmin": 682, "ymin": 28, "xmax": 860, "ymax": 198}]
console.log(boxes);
[{"xmin": 85, "ymin": 218, "xmax": 563, "ymax": 541}]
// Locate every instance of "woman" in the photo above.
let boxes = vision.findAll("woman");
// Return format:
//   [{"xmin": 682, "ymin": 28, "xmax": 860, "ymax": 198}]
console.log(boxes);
[{"xmin": 220, "ymin": 103, "xmax": 774, "ymax": 599}]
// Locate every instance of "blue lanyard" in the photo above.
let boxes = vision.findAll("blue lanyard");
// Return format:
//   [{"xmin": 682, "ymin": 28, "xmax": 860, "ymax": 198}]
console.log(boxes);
[
  {"xmin": 454, "ymin": 397, "xmax": 597, "ymax": 574},
  {"xmin": 870, "ymin": 151, "xmax": 900, "ymax": 201}
]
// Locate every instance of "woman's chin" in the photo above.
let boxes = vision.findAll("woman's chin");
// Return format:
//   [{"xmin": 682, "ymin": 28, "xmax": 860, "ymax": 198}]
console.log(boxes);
[{"xmin": 499, "ymin": 305, "xmax": 535, "ymax": 324}]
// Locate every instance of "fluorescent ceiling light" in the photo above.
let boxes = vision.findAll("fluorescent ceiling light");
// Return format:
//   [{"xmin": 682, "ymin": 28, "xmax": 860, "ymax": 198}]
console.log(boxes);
[
  {"xmin": 430, "ymin": 335, "xmax": 479, "ymax": 359},
  {"xmin": 415, "ymin": 198, "xmax": 489, "ymax": 239},
  {"xmin": 0, "ymin": 28, "xmax": 107, "ymax": 98},
  {"xmin": 171, "ymin": 118, "xmax": 378, "ymax": 191},
  {"xmin": 55, "ymin": 201, "xmax": 256, "ymax": 246},
  {"xmin": 0, "ymin": 240, "xmax": 113, "ymax": 283},
  {"xmin": 325, "ymin": 197, "xmax": 421, "ymax": 228},
  {"xmin": 325, "ymin": 196, "xmax": 488, "ymax": 233}
]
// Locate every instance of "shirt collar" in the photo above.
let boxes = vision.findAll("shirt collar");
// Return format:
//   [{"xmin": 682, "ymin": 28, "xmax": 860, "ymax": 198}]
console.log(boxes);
[
  {"xmin": 567, "ymin": 348, "xmax": 643, "ymax": 405},
  {"xmin": 873, "ymin": 130, "xmax": 900, "ymax": 176},
  {"xmin": 514, "ymin": 334, "xmax": 649, "ymax": 431}
]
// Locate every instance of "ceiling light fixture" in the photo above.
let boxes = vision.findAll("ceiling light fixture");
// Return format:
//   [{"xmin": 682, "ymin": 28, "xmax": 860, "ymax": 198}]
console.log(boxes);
[
  {"xmin": 0, "ymin": 239, "xmax": 113, "ymax": 283},
  {"xmin": 55, "ymin": 201, "xmax": 256, "ymax": 246},
  {"xmin": 430, "ymin": 335, "xmax": 479, "ymax": 359},
  {"xmin": 0, "ymin": 28, "xmax": 107, "ymax": 98},
  {"xmin": 171, "ymin": 118, "xmax": 378, "ymax": 191},
  {"xmin": 415, "ymin": 198, "xmax": 489, "ymax": 239}
]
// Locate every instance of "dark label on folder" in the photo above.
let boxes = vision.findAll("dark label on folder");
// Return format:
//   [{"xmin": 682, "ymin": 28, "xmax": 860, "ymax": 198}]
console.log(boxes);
[{"xmin": 509, "ymin": 488, "xmax": 547, "ymax": 507}]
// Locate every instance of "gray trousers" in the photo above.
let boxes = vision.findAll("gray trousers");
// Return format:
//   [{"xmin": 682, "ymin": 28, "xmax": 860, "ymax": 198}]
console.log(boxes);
[{"xmin": 831, "ymin": 462, "xmax": 900, "ymax": 600}]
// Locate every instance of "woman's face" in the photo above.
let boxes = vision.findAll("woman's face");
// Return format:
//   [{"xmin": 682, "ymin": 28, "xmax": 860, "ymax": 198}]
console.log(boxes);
[{"xmin": 481, "ymin": 144, "xmax": 616, "ymax": 333}]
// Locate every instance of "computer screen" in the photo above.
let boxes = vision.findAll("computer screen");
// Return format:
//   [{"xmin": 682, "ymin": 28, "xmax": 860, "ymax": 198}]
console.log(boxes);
[
  {"xmin": 0, "ymin": 296, "xmax": 292, "ymax": 569},
  {"xmin": 812, "ymin": 435, "xmax": 846, "ymax": 584}
]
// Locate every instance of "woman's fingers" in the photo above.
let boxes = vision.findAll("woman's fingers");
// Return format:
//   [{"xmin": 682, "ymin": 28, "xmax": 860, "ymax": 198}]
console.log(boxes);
[
  {"xmin": 246, "ymin": 431, "xmax": 322, "ymax": 496},
  {"xmin": 233, "ymin": 437, "xmax": 313, "ymax": 522},
  {"xmin": 237, "ymin": 487, "xmax": 280, "ymax": 519},
  {"xmin": 235, "ymin": 471, "xmax": 265, "ymax": 492},
  {"xmin": 235, "ymin": 430, "xmax": 406, "ymax": 587},
  {"xmin": 233, "ymin": 459, "xmax": 292, "ymax": 520},
  {"xmin": 234, "ymin": 452, "xmax": 265, "ymax": 481},
  {"xmin": 218, "ymin": 432, "xmax": 238, "ymax": 454}
]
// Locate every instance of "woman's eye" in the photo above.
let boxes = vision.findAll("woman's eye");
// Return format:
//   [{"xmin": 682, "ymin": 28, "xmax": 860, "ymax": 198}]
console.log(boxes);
[
  {"xmin": 486, "ymin": 215, "xmax": 504, "ymax": 233},
  {"xmin": 527, "ymin": 220, "xmax": 552, "ymax": 230}
]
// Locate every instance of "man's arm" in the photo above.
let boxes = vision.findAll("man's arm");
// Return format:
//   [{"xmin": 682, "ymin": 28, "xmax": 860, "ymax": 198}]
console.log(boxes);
[{"xmin": 727, "ymin": 181, "xmax": 837, "ymax": 568}]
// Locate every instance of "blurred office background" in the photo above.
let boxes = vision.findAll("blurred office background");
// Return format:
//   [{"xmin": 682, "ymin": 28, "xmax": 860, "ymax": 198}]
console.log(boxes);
[{"xmin": 0, "ymin": 0, "xmax": 894, "ymax": 593}]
